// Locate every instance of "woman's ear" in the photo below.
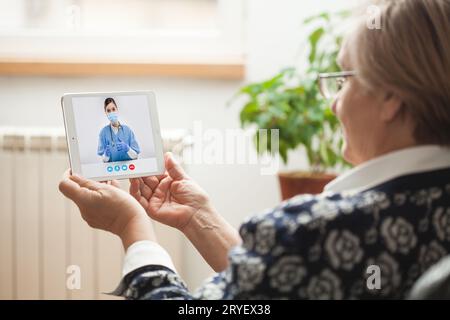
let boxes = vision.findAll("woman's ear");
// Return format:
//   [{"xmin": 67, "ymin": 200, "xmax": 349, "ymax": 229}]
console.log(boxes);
[{"xmin": 380, "ymin": 93, "xmax": 403, "ymax": 122}]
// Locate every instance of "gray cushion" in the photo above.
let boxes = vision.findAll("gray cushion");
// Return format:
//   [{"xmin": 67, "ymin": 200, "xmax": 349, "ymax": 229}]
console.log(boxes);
[{"xmin": 408, "ymin": 255, "xmax": 450, "ymax": 300}]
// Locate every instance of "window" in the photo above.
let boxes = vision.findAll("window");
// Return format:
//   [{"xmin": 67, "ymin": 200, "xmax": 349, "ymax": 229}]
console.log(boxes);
[
  {"xmin": 2, "ymin": 0, "xmax": 218, "ymax": 31},
  {"xmin": 0, "ymin": 0, "xmax": 245, "ymax": 78}
]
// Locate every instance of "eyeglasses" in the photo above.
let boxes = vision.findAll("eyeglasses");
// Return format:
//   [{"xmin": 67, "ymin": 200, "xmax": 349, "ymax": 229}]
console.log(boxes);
[{"xmin": 317, "ymin": 71, "xmax": 357, "ymax": 99}]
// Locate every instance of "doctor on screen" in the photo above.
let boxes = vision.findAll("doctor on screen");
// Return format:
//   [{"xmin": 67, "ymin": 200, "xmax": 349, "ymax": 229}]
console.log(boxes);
[{"xmin": 97, "ymin": 97, "xmax": 140, "ymax": 163}]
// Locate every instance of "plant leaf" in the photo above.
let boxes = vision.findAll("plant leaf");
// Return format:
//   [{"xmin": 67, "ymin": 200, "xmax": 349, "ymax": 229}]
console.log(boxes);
[{"xmin": 308, "ymin": 27, "xmax": 325, "ymax": 64}]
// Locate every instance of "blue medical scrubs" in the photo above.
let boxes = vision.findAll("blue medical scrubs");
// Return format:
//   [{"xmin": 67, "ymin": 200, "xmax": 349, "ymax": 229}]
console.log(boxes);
[{"xmin": 97, "ymin": 124, "xmax": 140, "ymax": 162}]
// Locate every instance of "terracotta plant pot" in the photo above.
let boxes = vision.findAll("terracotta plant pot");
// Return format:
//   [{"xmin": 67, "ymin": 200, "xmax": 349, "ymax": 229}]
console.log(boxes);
[{"xmin": 278, "ymin": 171, "xmax": 337, "ymax": 200}]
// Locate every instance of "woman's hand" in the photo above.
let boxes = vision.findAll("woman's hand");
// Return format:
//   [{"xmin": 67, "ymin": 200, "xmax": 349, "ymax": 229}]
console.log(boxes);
[
  {"xmin": 59, "ymin": 170, "xmax": 156, "ymax": 249},
  {"xmin": 105, "ymin": 145, "xmax": 112, "ymax": 157},
  {"xmin": 129, "ymin": 152, "xmax": 210, "ymax": 232},
  {"xmin": 130, "ymin": 153, "xmax": 241, "ymax": 272},
  {"xmin": 117, "ymin": 140, "xmax": 129, "ymax": 153}
]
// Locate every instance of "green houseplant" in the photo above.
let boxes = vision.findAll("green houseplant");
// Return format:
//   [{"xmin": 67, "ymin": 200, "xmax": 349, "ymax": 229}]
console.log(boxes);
[{"xmin": 234, "ymin": 11, "xmax": 350, "ymax": 199}]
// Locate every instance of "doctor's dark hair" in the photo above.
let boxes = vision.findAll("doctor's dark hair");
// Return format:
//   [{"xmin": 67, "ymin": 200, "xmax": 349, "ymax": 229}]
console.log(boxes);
[{"xmin": 104, "ymin": 97, "xmax": 118, "ymax": 111}]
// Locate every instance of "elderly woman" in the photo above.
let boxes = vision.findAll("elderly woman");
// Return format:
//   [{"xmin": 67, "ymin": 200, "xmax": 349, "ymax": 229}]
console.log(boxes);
[{"xmin": 59, "ymin": 0, "xmax": 450, "ymax": 299}]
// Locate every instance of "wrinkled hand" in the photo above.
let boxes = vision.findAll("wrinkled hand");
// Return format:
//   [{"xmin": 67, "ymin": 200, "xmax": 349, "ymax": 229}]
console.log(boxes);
[
  {"xmin": 59, "ymin": 170, "xmax": 153, "ymax": 246},
  {"xmin": 129, "ymin": 153, "xmax": 210, "ymax": 231}
]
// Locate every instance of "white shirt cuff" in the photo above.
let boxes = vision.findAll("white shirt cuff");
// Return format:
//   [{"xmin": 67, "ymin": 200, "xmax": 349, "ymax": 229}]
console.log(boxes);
[
  {"xmin": 122, "ymin": 240, "xmax": 177, "ymax": 277},
  {"xmin": 127, "ymin": 148, "xmax": 138, "ymax": 159}
]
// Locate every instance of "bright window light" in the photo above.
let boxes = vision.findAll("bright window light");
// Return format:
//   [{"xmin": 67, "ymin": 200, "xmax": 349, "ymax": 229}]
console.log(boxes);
[{"xmin": 0, "ymin": 0, "xmax": 243, "ymax": 61}]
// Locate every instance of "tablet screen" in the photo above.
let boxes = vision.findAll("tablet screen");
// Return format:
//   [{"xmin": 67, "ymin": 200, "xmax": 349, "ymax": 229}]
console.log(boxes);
[{"xmin": 69, "ymin": 93, "xmax": 162, "ymax": 180}]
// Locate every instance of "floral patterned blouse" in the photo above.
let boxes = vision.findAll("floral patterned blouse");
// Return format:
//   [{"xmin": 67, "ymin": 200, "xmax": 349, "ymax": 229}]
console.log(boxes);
[{"xmin": 112, "ymin": 146, "xmax": 450, "ymax": 299}]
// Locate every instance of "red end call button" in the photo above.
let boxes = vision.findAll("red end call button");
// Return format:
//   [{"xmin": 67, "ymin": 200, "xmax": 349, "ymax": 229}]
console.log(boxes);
[{"xmin": 129, "ymin": 164, "xmax": 135, "ymax": 170}]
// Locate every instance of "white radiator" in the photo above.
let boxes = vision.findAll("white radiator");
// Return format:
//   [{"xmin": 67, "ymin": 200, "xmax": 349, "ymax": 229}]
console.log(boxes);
[{"xmin": 0, "ymin": 127, "xmax": 186, "ymax": 300}]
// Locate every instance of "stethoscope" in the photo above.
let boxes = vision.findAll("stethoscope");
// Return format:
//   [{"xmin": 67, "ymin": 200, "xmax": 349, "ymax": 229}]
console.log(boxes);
[{"xmin": 109, "ymin": 123, "xmax": 123, "ymax": 147}]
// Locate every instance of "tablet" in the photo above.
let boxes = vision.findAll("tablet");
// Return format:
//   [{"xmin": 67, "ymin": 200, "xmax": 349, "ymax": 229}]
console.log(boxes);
[{"xmin": 61, "ymin": 91, "xmax": 165, "ymax": 181}]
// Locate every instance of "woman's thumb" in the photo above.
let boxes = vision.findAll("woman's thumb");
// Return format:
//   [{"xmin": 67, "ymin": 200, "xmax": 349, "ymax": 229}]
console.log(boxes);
[
  {"xmin": 165, "ymin": 152, "xmax": 187, "ymax": 181},
  {"xmin": 70, "ymin": 173, "xmax": 102, "ymax": 191}
]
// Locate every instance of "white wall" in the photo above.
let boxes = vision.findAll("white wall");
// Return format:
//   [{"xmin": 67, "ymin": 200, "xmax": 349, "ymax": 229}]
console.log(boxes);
[{"xmin": 0, "ymin": 0, "xmax": 361, "ymax": 291}]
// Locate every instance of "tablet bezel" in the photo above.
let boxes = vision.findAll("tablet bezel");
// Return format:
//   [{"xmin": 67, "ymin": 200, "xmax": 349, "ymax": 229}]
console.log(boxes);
[{"xmin": 61, "ymin": 91, "xmax": 165, "ymax": 181}]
